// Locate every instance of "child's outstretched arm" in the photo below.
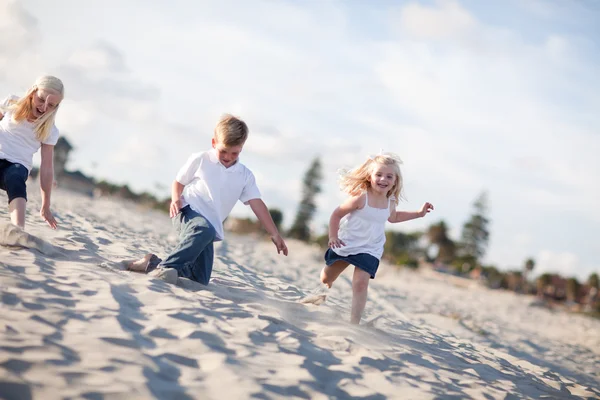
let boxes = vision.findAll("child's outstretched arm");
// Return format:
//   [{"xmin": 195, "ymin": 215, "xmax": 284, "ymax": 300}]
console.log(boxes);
[
  {"xmin": 388, "ymin": 201, "xmax": 434, "ymax": 223},
  {"xmin": 248, "ymin": 199, "xmax": 288, "ymax": 256},
  {"xmin": 329, "ymin": 194, "xmax": 365, "ymax": 248},
  {"xmin": 39, "ymin": 144, "xmax": 57, "ymax": 229}
]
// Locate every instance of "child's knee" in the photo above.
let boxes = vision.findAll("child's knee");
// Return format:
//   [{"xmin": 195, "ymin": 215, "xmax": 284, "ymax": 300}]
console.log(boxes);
[{"xmin": 320, "ymin": 268, "xmax": 333, "ymax": 287}]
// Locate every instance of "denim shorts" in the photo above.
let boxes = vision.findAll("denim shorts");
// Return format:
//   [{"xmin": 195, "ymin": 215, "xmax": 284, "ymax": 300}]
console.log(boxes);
[
  {"xmin": 0, "ymin": 159, "xmax": 28, "ymax": 203},
  {"xmin": 324, "ymin": 248, "xmax": 380, "ymax": 279}
]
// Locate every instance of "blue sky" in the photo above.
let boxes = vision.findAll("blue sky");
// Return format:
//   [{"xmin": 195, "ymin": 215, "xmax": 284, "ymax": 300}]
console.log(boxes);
[{"xmin": 1, "ymin": 0, "xmax": 598, "ymax": 280}]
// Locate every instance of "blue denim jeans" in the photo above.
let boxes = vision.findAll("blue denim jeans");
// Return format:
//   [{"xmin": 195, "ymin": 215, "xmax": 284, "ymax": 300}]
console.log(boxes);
[{"xmin": 161, "ymin": 205, "xmax": 216, "ymax": 285}]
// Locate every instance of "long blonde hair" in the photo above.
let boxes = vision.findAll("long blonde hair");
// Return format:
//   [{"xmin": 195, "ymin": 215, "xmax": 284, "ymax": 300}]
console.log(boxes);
[
  {"xmin": 7, "ymin": 75, "xmax": 64, "ymax": 142},
  {"xmin": 339, "ymin": 152, "xmax": 404, "ymax": 200}
]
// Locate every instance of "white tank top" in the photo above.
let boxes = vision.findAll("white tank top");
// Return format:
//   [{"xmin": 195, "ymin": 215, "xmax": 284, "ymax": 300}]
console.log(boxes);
[{"xmin": 334, "ymin": 192, "xmax": 392, "ymax": 260}]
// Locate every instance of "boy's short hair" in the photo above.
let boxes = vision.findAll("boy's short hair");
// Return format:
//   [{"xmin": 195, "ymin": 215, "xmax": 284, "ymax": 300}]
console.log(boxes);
[{"xmin": 214, "ymin": 114, "xmax": 248, "ymax": 147}]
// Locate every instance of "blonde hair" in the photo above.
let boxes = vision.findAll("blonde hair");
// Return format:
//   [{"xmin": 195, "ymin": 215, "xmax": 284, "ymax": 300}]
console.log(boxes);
[
  {"xmin": 214, "ymin": 114, "xmax": 248, "ymax": 147},
  {"xmin": 339, "ymin": 152, "xmax": 404, "ymax": 200},
  {"xmin": 7, "ymin": 75, "xmax": 64, "ymax": 142}
]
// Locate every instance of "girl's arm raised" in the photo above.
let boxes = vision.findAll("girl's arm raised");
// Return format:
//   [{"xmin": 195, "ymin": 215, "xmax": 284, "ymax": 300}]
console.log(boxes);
[
  {"xmin": 328, "ymin": 194, "xmax": 365, "ymax": 248},
  {"xmin": 388, "ymin": 201, "xmax": 434, "ymax": 224}
]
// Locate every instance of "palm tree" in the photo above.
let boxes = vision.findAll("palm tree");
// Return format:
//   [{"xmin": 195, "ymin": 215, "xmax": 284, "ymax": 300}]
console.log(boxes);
[{"xmin": 522, "ymin": 258, "xmax": 535, "ymax": 294}]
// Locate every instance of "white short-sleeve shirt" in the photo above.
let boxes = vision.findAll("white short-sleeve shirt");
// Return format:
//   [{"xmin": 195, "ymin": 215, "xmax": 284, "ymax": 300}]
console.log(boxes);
[
  {"xmin": 0, "ymin": 95, "xmax": 60, "ymax": 172},
  {"xmin": 176, "ymin": 149, "xmax": 261, "ymax": 241}
]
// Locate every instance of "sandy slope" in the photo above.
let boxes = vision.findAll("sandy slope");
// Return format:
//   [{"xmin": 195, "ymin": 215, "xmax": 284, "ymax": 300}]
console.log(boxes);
[{"xmin": 0, "ymin": 189, "xmax": 599, "ymax": 399}]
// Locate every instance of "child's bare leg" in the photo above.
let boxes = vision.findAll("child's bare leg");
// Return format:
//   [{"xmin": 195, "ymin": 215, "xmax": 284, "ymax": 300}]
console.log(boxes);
[
  {"xmin": 8, "ymin": 198, "xmax": 26, "ymax": 229},
  {"xmin": 320, "ymin": 261, "xmax": 349, "ymax": 288},
  {"xmin": 350, "ymin": 268, "xmax": 371, "ymax": 324}
]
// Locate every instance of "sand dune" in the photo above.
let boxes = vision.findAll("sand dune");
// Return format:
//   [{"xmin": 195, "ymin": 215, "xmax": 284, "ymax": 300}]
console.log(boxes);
[{"xmin": 0, "ymin": 188, "xmax": 599, "ymax": 399}]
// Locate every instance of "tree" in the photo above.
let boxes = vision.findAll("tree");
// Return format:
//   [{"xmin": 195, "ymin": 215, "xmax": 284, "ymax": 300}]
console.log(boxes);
[
  {"xmin": 288, "ymin": 157, "xmax": 323, "ymax": 242},
  {"xmin": 588, "ymin": 272, "xmax": 599, "ymax": 289},
  {"xmin": 54, "ymin": 136, "xmax": 73, "ymax": 178},
  {"xmin": 566, "ymin": 277, "xmax": 581, "ymax": 302},
  {"xmin": 536, "ymin": 273, "xmax": 553, "ymax": 297},
  {"xmin": 269, "ymin": 208, "xmax": 284, "ymax": 232},
  {"xmin": 426, "ymin": 220, "xmax": 456, "ymax": 264},
  {"xmin": 460, "ymin": 191, "xmax": 490, "ymax": 264},
  {"xmin": 384, "ymin": 230, "xmax": 423, "ymax": 268},
  {"xmin": 522, "ymin": 258, "xmax": 535, "ymax": 294}
]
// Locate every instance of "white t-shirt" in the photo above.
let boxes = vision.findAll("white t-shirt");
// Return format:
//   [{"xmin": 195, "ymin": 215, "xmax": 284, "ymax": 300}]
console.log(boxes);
[
  {"xmin": 176, "ymin": 149, "xmax": 261, "ymax": 241},
  {"xmin": 0, "ymin": 96, "xmax": 60, "ymax": 172}
]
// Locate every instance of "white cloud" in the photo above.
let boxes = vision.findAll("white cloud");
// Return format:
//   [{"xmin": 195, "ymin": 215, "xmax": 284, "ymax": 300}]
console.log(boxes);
[
  {"xmin": 0, "ymin": 0, "xmax": 37, "ymax": 54},
  {"xmin": 65, "ymin": 42, "xmax": 127, "ymax": 74},
  {"xmin": 397, "ymin": 0, "xmax": 477, "ymax": 41}
]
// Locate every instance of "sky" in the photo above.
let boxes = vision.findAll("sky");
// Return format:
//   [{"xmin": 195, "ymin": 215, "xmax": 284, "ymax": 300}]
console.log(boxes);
[{"xmin": 1, "ymin": 0, "xmax": 598, "ymax": 280}]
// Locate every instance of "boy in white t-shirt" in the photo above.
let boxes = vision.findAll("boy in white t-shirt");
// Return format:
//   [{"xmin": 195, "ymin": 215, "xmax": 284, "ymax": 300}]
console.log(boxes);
[{"xmin": 128, "ymin": 114, "xmax": 288, "ymax": 284}]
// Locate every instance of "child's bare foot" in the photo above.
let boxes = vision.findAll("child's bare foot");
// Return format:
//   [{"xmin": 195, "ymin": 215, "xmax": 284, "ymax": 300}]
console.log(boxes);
[{"xmin": 127, "ymin": 253, "xmax": 162, "ymax": 273}]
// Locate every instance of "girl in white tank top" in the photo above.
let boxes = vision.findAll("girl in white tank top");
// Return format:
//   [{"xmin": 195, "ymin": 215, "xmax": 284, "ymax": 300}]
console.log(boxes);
[{"xmin": 317, "ymin": 152, "xmax": 434, "ymax": 325}]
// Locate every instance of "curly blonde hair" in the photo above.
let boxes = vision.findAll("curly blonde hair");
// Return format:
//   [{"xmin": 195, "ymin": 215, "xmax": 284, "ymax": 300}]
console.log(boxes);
[
  {"xmin": 6, "ymin": 75, "xmax": 64, "ymax": 142},
  {"xmin": 339, "ymin": 152, "xmax": 404, "ymax": 200}
]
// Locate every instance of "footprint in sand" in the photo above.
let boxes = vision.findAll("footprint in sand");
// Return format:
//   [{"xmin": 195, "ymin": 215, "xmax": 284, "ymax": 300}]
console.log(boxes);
[
  {"xmin": 299, "ymin": 294, "xmax": 327, "ymax": 306},
  {"xmin": 299, "ymin": 285, "xmax": 329, "ymax": 306},
  {"xmin": 364, "ymin": 314, "xmax": 384, "ymax": 327},
  {"xmin": 0, "ymin": 223, "xmax": 61, "ymax": 256}
]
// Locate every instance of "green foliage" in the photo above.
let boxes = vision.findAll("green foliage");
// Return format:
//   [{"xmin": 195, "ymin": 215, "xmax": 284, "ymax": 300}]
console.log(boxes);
[
  {"xmin": 451, "ymin": 254, "xmax": 478, "ymax": 274},
  {"xmin": 426, "ymin": 220, "xmax": 456, "ymax": 263},
  {"xmin": 384, "ymin": 230, "xmax": 422, "ymax": 255},
  {"xmin": 313, "ymin": 233, "xmax": 329, "ymax": 249},
  {"xmin": 536, "ymin": 273, "xmax": 554, "ymax": 296},
  {"xmin": 524, "ymin": 258, "xmax": 535, "ymax": 272},
  {"xmin": 383, "ymin": 230, "xmax": 422, "ymax": 269},
  {"xmin": 390, "ymin": 252, "xmax": 419, "ymax": 269},
  {"xmin": 288, "ymin": 157, "xmax": 323, "ymax": 242},
  {"xmin": 269, "ymin": 208, "xmax": 284, "ymax": 231},
  {"xmin": 566, "ymin": 277, "xmax": 581, "ymax": 301},
  {"xmin": 588, "ymin": 272, "xmax": 599, "ymax": 289},
  {"xmin": 480, "ymin": 265, "xmax": 503, "ymax": 288},
  {"xmin": 95, "ymin": 180, "xmax": 169, "ymax": 213},
  {"xmin": 460, "ymin": 191, "xmax": 490, "ymax": 263},
  {"xmin": 227, "ymin": 218, "xmax": 260, "ymax": 235}
]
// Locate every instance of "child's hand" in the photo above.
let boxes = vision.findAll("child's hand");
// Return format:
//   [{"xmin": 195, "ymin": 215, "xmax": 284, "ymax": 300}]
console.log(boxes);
[
  {"xmin": 419, "ymin": 202, "xmax": 434, "ymax": 217},
  {"xmin": 169, "ymin": 200, "xmax": 182, "ymax": 218},
  {"xmin": 271, "ymin": 234, "xmax": 288, "ymax": 256},
  {"xmin": 328, "ymin": 237, "xmax": 346, "ymax": 248},
  {"xmin": 40, "ymin": 205, "xmax": 57, "ymax": 229}
]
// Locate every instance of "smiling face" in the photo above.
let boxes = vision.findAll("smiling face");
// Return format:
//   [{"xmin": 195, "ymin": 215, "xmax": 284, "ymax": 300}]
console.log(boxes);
[
  {"xmin": 369, "ymin": 163, "xmax": 397, "ymax": 196},
  {"xmin": 212, "ymin": 137, "xmax": 243, "ymax": 168},
  {"xmin": 30, "ymin": 88, "xmax": 62, "ymax": 119}
]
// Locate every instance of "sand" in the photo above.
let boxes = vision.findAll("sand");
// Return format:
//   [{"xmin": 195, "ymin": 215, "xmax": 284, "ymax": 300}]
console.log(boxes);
[{"xmin": 1, "ymin": 188, "xmax": 599, "ymax": 399}]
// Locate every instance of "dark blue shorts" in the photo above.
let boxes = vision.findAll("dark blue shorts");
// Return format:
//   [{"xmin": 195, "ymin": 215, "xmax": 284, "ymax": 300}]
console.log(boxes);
[
  {"xmin": 324, "ymin": 248, "xmax": 380, "ymax": 279},
  {"xmin": 0, "ymin": 159, "xmax": 28, "ymax": 203}
]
